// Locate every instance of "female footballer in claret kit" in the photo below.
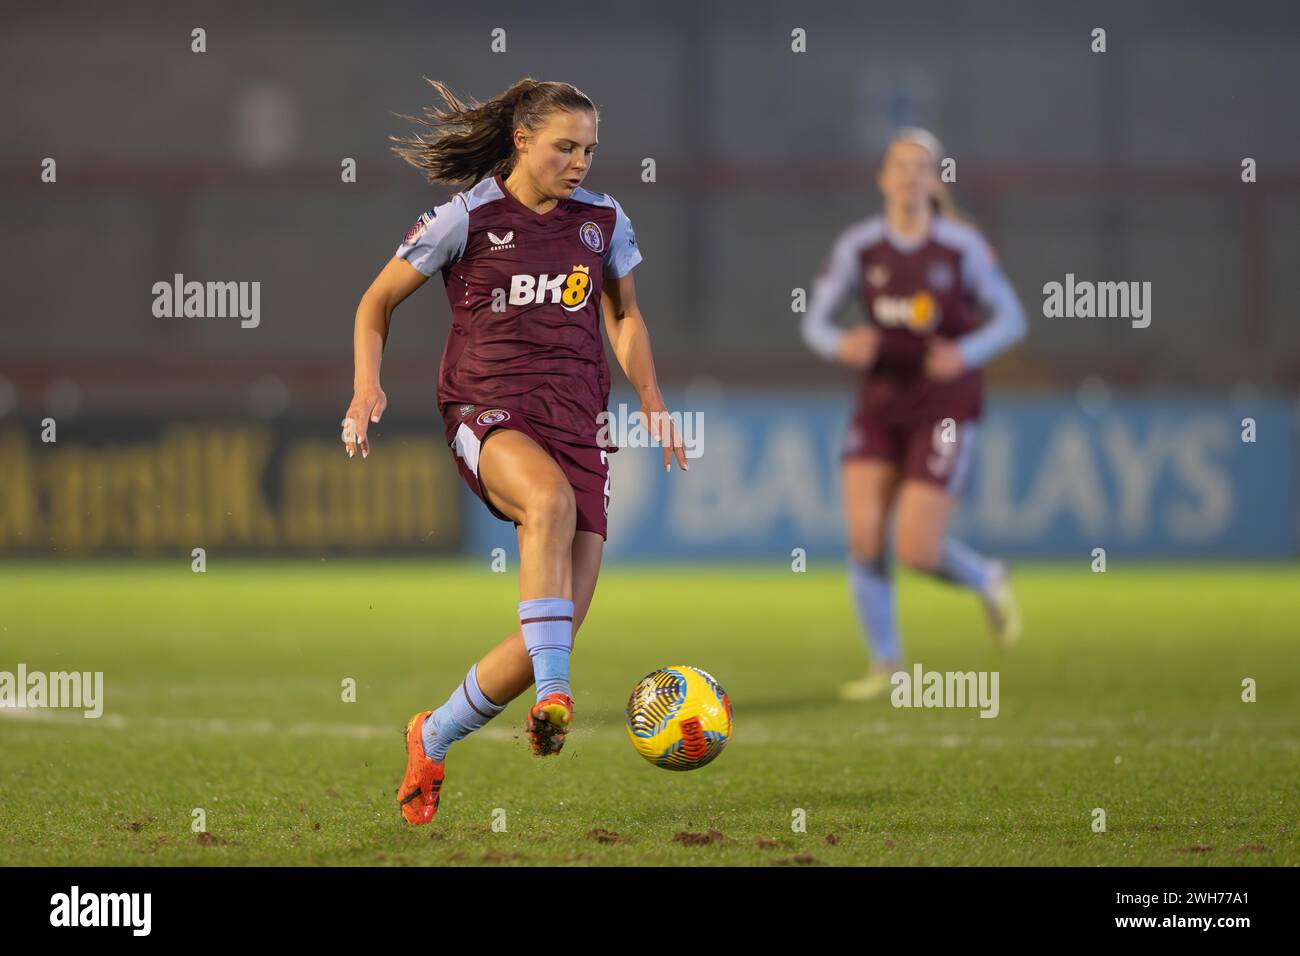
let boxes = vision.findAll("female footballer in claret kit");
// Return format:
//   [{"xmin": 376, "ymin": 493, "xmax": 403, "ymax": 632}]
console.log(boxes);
[
  {"xmin": 802, "ymin": 128, "xmax": 1028, "ymax": 701},
  {"xmin": 342, "ymin": 78, "xmax": 685, "ymax": 824}
]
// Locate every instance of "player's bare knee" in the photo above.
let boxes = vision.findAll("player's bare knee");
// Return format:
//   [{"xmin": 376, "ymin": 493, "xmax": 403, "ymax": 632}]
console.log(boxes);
[
  {"xmin": 522, "ymin": 481, "xmax": 576, "ymax": 533},
  {"xmin": 847, "ymin": 525, "xmax": 886, "ymax": 563}
]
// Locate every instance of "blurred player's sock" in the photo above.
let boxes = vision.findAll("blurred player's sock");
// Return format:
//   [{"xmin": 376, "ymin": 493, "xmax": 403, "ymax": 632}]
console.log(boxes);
[
  {"xmin": 930, "ymin": 539, "xmax": 1022, "ymax": 645},
  {"xmin": 934, "ymin": 537, "xmax": 995, "ymax": 592},
  {"xmin": 849, "ymin": 556, "xmax": 899, "ymax": 664},
  {"xmin": 421, "ymin": 663, "xmax": 505, "ymax": 762},
  {"xmin": 520, "ymin": 597, "xmax": 574, "ymax": 701}
]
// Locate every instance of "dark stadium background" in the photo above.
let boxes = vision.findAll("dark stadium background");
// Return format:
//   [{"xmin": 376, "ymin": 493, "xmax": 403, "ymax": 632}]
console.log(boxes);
[{"xmin": 1, "ymin": 0, "xmax": 1296, "ymax": 560}]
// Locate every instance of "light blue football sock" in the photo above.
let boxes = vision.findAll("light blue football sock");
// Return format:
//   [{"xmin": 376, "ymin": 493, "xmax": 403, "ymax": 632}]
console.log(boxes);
[
  {"xmin": 520, "ymin": 597, "xmax": 574, "ymax": 701},
  {"xmin": 849, "ymin": 556, "xmax": 900, "ymax": 665},
  {"xmin": 421, "ymin": 663, "xmax": 505, "ymax": 762},
  {"xmin": 932, "ymin": 537, "xmax": 996, "ymax": 593}
]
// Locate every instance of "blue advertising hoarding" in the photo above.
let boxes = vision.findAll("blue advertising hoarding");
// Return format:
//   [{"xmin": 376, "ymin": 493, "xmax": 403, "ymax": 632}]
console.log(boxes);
[{"xmin": 463, "ymin": 390, "xmax": 1297, "ymax": 561}]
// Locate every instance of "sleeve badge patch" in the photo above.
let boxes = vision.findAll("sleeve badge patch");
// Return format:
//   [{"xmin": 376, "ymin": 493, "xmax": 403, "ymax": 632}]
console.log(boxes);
[{"xmin": 403, "ymin": 210, "xmax": 435, "ymax": 245}]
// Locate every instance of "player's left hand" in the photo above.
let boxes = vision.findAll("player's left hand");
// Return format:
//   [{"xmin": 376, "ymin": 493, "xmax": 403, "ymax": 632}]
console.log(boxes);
[
  {"xmin": 924, "ymin": 338, "xmax": 967, "ymax": 382},
  {"xmin": 642, "ymin": 393, "xmax": 688, "ymax": 472}
]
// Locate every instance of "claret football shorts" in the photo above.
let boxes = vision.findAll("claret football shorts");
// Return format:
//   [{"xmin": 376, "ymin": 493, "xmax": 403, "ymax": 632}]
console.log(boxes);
[
  {"xmin": 842, "ymin": 408, "xmax": 979, "ymax": 498},
  {"xmin": 441, "ymin": 403, "xmax": 611, "ymax": 539}
]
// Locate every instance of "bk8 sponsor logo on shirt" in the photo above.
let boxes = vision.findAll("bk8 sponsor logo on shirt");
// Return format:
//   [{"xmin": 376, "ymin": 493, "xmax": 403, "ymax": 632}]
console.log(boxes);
[
  {"xmin": 507, "ymin": 265, "xmax": 594, "ymax": 312},
  {"xmin": 873, "ymin": 291, "xmax": 940, "ymax": 333}
]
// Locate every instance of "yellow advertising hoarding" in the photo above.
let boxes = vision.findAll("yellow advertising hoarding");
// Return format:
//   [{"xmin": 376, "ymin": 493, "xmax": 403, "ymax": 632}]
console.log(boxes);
[{"xmin": 0, "ymin": 423, "xmax": 460, "ymax": 554}]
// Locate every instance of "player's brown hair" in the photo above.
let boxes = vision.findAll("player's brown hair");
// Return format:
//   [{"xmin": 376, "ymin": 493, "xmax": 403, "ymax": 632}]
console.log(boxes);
[
  {"xmin": 391, "ymin": 77, "xmax": 598, "ymax": 186},
  {"xmin": 931, "ymin": 181, "xmax": 975, "ymax": 228}
]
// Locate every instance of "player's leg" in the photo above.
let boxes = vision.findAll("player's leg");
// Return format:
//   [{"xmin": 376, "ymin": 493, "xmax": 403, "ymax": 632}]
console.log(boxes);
[
  {"xmin": 514, "ymin": 440, "xmax": 609, "ymax": 753},
  {"xmin": 399, "ymin": 426, "xmax": 579, "ymax": 823},
  {"xmin": 472, "ymin": 528, "xmax": 604, "ymax": 705},
  {"xmin": 507, "ymin": 528, "xmax": 603, "ymax": 754},
  {"xmin": 424, "ymin": 429, "xmax": 579, "ymax": 756},
  {"xmin": 468, "ymin": 435, "xmax": 609, "ymax": 756},
  {"xmin": 412, "ymin": 532, "xmax": 599, "ymax": 791},
  {"xmin": 894, "ymin": 421, "xmax": 1020, "ymax": 645},
  {"xmin": 477, "ymin": 426, "xmax": 578, "ymax": 706},
  {"xmin": 479, "ymin": 428, "xmax": 577, "ymax": 598},
  {"xmin": 840, "ymin": 456, "xmax": 903, "ymax": 700},
  {"xmin": 893, "ymin": 480, "xmax": 958, "ymax": 572},
  {"xmin": 569, "ymin": 530, "xmax": 603, "ymax": 643}
]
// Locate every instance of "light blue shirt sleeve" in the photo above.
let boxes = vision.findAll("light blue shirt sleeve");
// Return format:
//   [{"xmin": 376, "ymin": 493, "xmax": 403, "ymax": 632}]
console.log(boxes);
[
  {"xmin": 955, "ymin": 231, "xmax": 1028, "ymax": 369},
  {"xmin": 604, "ymin": 198, "xmax": 642, "ymax": 278},
  {"xmin": 801, "ymin": 227, "xmax": 862, "ymax": 362},
  {"xmin": 395, "ymin": 195, "xmax": 470, "ymax": 276}
]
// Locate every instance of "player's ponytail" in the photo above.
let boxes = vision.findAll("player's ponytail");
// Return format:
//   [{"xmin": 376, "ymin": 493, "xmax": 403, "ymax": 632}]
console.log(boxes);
[
  {"xmin": 931, "ymin": 180, "xmax": 977, "ymax": 229},
  {"xmin": 391, "ymin": 77, "xmax": 597, "ymax": 186}
]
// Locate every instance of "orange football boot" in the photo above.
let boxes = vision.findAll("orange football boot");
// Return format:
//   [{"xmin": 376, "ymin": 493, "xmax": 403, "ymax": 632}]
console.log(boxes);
[
  {"xmin": 397, "ymin": 710, "xmax": 445, "ymax": 824},
  {"xmin": 526, "ymin": 692, "xmax": 574, "ymax": 756}
]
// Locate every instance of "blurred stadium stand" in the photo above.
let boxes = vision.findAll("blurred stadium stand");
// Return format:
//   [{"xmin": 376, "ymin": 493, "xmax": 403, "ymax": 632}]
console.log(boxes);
[
  {"xmin": 1, "ymin": 1, "xmax": 1297, "ymax": 557},
  {"xmin": 3, "ymin": 0, "xmax": 1299, "ymax": 416}
]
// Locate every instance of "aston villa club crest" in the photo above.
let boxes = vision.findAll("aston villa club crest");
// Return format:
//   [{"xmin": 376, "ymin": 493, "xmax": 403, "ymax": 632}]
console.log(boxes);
[
  {"xmin": 866, "ymin": 264, "xmax": 889, "ymax": 288},
  {"xmin": 927, "ymin": 261, "xmax": 955, "ymax": 292},
  {"xmin": 579, "ymin": 221, "xmax": 604, "ymax": 253},
  {"xmin": 477, "ymin": 408, "xmax": 510, "ymax": 426}
]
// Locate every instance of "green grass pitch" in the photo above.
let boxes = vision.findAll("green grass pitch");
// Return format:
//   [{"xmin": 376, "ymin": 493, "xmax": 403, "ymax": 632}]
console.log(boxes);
[{"xmin": 1, "ymin": 560, "xmax": 1296, "ymax": 866}]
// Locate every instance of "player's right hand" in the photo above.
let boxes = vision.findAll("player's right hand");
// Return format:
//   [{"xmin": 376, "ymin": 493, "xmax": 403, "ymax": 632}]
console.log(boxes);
[
  {"xmin": 342, "ymin": 384, "xmax": 387, "ymax": 459},
  {"xmin": 834, "ymin": 325, "xmax": 880, "ymax": 369}
]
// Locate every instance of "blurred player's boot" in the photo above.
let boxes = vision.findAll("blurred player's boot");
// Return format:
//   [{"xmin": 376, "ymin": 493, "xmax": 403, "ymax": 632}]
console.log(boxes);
[
  {"xmin": 398, "ymin": 710, "xmax": 445, "ymax": 825},
  {"xmin": 982, "ymin": 563, "xmax": 1022, "ymax": 647},
  {"xmin": 840, "ymin": 666, "xmax": 895, "ymax": 701},
  {"xmin": 526, "ymin": 692, "xmax": 573, "ymax": 756}
]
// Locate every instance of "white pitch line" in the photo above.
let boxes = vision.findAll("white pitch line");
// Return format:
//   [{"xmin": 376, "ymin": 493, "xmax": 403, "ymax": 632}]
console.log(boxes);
[
  {"xmin": 3, "ymin": 706, "xmax": 1297, "ymax": 751},
  {"xmin": 0, "ymin": 706, "xmax": 515, "ymax": 742}
]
